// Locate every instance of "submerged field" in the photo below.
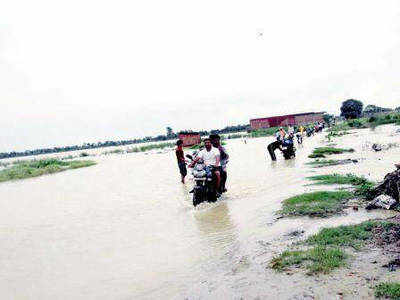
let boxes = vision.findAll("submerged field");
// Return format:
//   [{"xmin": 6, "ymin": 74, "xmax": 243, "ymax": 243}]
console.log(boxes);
[
  {"xmin": 0, "ymin": 158, "xmax": 96, "ymax": 183},
  {"xmin": 0, "ymin": 124, "xmax": 399, "ymax": 299}
]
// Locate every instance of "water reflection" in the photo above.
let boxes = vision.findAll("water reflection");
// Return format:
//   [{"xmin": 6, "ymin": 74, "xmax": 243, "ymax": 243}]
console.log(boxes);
[
  {"xmin": 283, "ymin": 158, "xmax": 296, "ymax": 168},
  {"xmin": 194, "ymin": 202, "xmax": 237, "ymax": 252}
]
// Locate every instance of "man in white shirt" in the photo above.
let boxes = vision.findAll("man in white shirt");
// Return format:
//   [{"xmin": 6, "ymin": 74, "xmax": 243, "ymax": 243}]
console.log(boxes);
[{"xmin": 190, "ymin": 138, "xmax": 221, "ymax": 194}]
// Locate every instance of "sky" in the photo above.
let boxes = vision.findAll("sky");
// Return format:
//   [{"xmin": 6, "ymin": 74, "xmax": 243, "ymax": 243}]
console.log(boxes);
[{"xmin": 1, "ymin": 0, "xmax": 400, "ymax": 152}]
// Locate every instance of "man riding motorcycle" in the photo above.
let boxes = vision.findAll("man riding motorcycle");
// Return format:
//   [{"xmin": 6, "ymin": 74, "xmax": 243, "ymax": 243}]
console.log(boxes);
[{"xmin": 189, "ymin": 138, "xmax": 221, "ymax": 197}]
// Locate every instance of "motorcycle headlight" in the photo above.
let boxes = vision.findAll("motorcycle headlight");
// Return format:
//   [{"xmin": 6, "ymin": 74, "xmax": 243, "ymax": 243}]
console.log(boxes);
[{"xmin": 195, "ymin": 164, "xmax": 204, "ymax": 171}]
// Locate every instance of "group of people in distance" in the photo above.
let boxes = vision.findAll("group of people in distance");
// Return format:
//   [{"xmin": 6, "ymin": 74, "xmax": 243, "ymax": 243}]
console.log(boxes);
[
  {"xmin": 175, "ymin": 122, "xmax": 325, "ymax": 192},
  {"xmin": 175, "ymin": 134, "xmax": 229, "ymax": 196},
  {"xmin": 268, "ymin": 122, "xmax": 325, "ymax": 161}
]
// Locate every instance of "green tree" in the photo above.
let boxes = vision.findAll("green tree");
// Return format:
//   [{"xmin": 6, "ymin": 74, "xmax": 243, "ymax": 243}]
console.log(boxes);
[
  {"xmin": 323, "ymin": 114, "xmax": 334, "ymax": 124},
  {"xmin": 340, "ymin": 99, "xmax": 363, "ymax": 119},
  {"xmin": 166, "ymin": 126, "xmax": 174, "ymax": 137}
]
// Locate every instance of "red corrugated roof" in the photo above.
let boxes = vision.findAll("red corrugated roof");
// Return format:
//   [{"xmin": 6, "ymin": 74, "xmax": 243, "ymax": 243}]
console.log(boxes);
[{"xmin": 250, "ymin": 112, "xmax": 325, "ymax": 122}]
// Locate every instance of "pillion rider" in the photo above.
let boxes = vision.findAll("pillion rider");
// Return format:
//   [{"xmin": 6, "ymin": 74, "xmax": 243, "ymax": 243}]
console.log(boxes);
[{"xmin": 210, "ymin": 134, "xmax": 229, "ymax": 193}]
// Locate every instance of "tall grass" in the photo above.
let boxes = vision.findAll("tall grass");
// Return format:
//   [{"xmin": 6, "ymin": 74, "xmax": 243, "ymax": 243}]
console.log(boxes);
[
  {"xmin": 270, "ymin": 246, "xmax": 347, "ymax": 274},
  {"xmin": 0, "ymin": 158, "xmax": 96, "ymax": 183},
  {"xmin": 249, "ymin": 127, "xmax": 280, "ymax": 138},
  {"xmin": 375, "ymin": 282, "xmax": 400, "ymax": 299},
  {"xmin": 330, "ymin": 113, "xmax": 400, "ymax": 132},
  {"xmin": 308, "ymin": 147, "xmax": 354, "ymax": 158},
  {"xmin": 126, "ymin": 142, "xmax": 176, "ymax": 153},
  {"xmin": 278, "ymin": 190, "xmax": 354, "ymax": 217},
  {"xmin": 307, "ymin": 173, "xmax": 375, "ymax": 196},
  {"xmin": 271, "ymin": 220, "xmax": 397, "ymax": 275},
  {"xmin": 368, "ymin": 112, "xmax": 400, "ymax": 127}
]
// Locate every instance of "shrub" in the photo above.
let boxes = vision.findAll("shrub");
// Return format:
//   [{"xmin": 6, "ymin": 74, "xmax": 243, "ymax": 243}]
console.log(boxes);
[{"xmin": 340, "ymin": 99, "xmax": 363, "ymax": 120}]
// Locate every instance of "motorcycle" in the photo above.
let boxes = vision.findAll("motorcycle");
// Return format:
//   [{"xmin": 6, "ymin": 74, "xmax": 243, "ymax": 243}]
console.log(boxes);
[
  {"xmin": 281, "ymin": 136, "xmax": 296, "ymax": 159},
  {"xmin": 186, "ymin": 153, "xmax": 218, "ymax": 207}
]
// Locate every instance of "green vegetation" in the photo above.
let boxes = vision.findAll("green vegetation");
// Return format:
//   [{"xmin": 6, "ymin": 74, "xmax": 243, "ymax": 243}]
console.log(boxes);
[
  {"xmin": 329, "ymin": 122, "xmax": 351, "ymax": 132},
  {"xmin": 340, "ymin": 99, "xmax": 363, "ymax": 120},
  {"xmin": 102, "ymin": 149, "xmax": 124, "ymax": 155},
  {"xmin": 375, "ymin": 282, "xmax": 400, "ymax": 299},
  {"xmin": 305, "ymin": 221, "xmax": 379, "ymax": 250},
  {"xmin": 126, "ymin": 142, "xmax": 176, "ymax": 153},
  {"xmin": 307, "ymin": 173, "xmax": 375, "ymax": 196},
  {"xmin": 226, "ymin": 133, "xmax": 247, "ymax": 139},
  {"xmin": 308, "ymin": 147, "xmax": 354, "ymax": 158},
  {"xmin": 249, "ymin": 127, "xmax": 281, "ymax": 138},
  {"xmin": 0, "ymin": 124, "xmax": 249, "ymax": 160},
  {"xmin": 330, "ymin": 113, "xmax": 400, "ymax": 133},
  {"xmin": 306, "ymin": 159, "xmax": 344, "ymax": 168},
  {"xmin": 270, "ymin": 246, "xmax": 347, "ymax": 274},
  {"xmin": 307, "ymin": 173, "xmax": 372, "ymax": 186},
  {"xmin": 347, "ymin": 118, "xmax": 368, "ymax": 128},
  {"xmin": 0, "ymin": 158, "xmax": 96, "ymax": 183},
  {"xmin": 0, "ymin": 161, "xmax": 10, "ymax": 168},
  {"xmin": 326, "ymin": 130, "xmax": 352, "ymax": 142},
  {"xmin": 272, "ymin": 221, "xmax": 397, "ymax": 275},
  {"xmin": 278, "ymin": 191, "xmax": 354, "ymax": 217},
  {"xmin": 61, "ymin": 155, "xmax": 75, "ymax": 160}
]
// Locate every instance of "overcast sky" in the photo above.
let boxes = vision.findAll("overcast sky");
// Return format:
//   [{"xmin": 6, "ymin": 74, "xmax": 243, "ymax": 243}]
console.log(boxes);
[{"xmin": 1, "ymin": 0, "xmax": 400, "ymax": 152}]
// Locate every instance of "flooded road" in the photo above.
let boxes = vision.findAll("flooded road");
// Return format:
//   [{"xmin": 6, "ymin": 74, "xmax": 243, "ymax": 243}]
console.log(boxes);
[{"xmin": 0, "ymin": 125, "xmax": 399, "ymax": 299}]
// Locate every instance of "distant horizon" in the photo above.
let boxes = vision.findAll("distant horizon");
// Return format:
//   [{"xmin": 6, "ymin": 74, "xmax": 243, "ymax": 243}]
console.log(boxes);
[
  {"xmin": 2, "ymin": 102, "xmax": 398, "ymax": 154},
  {"xmin": 1, "ymin": 103, "xmax": 397, "ymax": 153}
]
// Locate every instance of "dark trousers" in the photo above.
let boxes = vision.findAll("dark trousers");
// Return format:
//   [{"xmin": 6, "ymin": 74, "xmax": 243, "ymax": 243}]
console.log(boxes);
[
  {"xmin": 221, "ymin": 169, "xmax": 227, "ymax": 191},
  {"xmin": 267, "ymin": 141, "xmax": 281, "ymax": 161}
]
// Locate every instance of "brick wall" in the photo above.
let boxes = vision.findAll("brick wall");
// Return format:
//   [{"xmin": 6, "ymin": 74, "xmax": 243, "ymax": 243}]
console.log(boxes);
[{"xmin": 178, "ymin": 134, "xmax": 201, "ymax": 147}]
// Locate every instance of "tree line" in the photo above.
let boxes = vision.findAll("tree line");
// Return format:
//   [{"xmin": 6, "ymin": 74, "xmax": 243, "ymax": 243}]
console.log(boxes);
[
  {"xmin": 340, "ymin": 99, "xmax": 398, "ymax": 119},
  {"xmin": 5, "ymin": 99, "xmax": 395, "ymax": 160},
  {"xmin": 0, "ymin": 124, "xmax": 250, "ymax": 159}
]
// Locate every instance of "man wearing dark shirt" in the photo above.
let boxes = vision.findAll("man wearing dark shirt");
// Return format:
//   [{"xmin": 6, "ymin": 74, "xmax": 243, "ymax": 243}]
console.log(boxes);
[{"xmin": 176, "ymin": 140, "xmax": 187, "ymax": 183}]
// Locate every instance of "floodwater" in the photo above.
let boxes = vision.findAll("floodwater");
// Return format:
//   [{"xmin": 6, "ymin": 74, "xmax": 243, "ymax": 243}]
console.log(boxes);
[{"xmin": 0, "ymin": 125, "xmax": 399, "ymax": 299}]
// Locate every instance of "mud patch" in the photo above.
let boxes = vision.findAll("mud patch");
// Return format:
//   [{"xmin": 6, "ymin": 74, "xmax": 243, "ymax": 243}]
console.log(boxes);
[
  {"xmin": 372, "ymin": 221, "xmax": 400, "ymax": 254},
  {"xmin": 382, "ymin": 258, "xmax": 400, "ymax": 272}
]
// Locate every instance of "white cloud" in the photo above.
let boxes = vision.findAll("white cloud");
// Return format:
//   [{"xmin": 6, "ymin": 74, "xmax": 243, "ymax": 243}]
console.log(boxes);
[{"xmin": 1, "ymin": 0, "xmax": 400, "ymax": 151}]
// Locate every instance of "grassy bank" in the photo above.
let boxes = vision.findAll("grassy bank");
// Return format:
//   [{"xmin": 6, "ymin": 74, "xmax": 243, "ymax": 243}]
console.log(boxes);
[
  {"xmin": 249, "ymin": 128, "xmax": 280, "ymax": 138},
  {"xmin": 306, "ymin": 159, "xmax": 340, "ymax": 167},
  {"xmin": 326, "ymin": 130, "xmax": 352, "ymax": 142},
  {"xmin": 0, "ymin": 158, "xmax": 96, "ymax": 183},
  {"xmin": 271, "ymin": 221, "xmax": 397, "ymax": 275},
  {"xmin": 307, "ymin": 173, "xmax": 375, "ymax": 196},
  {"xmin": 305, "ymin": 220, "xmax": 380, "ymax": 250},
  {"xmin": 278, "ymin": 190, "xmax": 354, "ymax": 217},
  {"xmin": 125, "ymin": 142, "xmax": 176, "ymax": 153},
  {"xmin": 306, "ymin": 159, "xmax": 358, "ymax": 168},
  {"xmin": 270, "ymin": 246, "xmax": 347, "ymax": 274},
  {"xmin": 330, "ymin": 113, "xmax": 400, "ymax": 132},
  {"xmin": 308, "ymin": 147, "xmax": 354, "ymax": 158},
  {"xmin": 375, "ymin": 282, "xmax": 400, "ymax": 299}
]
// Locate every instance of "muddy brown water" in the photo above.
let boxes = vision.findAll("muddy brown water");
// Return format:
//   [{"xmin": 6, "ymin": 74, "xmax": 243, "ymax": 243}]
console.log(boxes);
[{"xmin": 0, "ymin": 125, "xmax": 399, "ymax": 299}]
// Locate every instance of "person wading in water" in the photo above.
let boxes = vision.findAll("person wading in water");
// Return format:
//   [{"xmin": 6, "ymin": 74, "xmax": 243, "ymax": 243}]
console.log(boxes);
[
  {"xmin": 175, "ymin": 140, "xmax": 187, "ymax": 183},
  {"xmin": 267, "ymin": 127, "xmax": 285, "ymax": 161}
]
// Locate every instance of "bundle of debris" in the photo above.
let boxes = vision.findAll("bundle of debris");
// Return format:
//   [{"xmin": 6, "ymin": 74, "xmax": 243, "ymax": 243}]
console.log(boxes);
[
  {"xmin": 366, "ymin": 165, "xmax": 400, "ymax": 210},
  {"xmin": 371, "ymin": 143, "xmax": 399, "ymax": 152}
]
